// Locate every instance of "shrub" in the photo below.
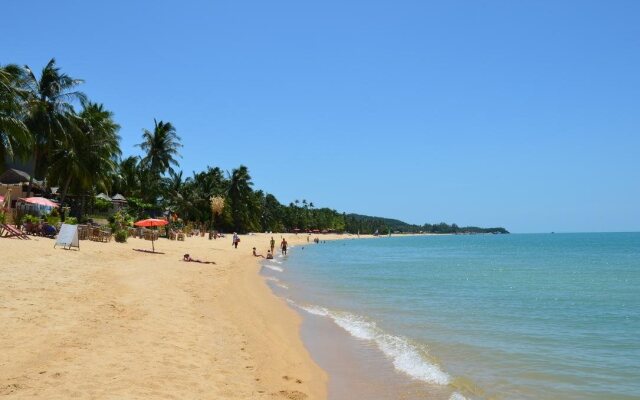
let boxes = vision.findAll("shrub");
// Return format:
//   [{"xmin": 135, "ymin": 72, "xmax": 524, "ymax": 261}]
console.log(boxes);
[
  {"xmin": 95, "ymin": 197, "xmax": 112, "ymax": 212},
  {"xmin": 65, "ymin": 217, "xmax": 78, "ymax": 225},
  {"xmin": 110, "ymin": 210, "xmax": 133, "ymax": 232},
  {"xmin": 114, "ymin": 230, "xmax": 128, "ymax": 243},
  {"xmin": 45, "ymin": 215, "xmax": 61, "ymax": 226},
  {"xmin": 24, "ymin": 214, "xmax": 40, "ymax": 223}
]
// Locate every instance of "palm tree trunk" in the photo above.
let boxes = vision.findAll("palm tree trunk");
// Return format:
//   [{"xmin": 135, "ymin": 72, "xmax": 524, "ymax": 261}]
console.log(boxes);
[
  {"xmin": 58, "ymin": 175, "xmax": 72, "ymax": 222},
  {"xmin": 27, "ymin": 147, "xmax": 38, "ymax": 197}
]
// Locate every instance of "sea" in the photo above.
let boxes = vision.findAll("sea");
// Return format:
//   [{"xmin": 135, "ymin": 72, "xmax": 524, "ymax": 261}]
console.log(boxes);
[{"xmin": 261, "ymin": 233, "xmax": 640, "ymax": 400}]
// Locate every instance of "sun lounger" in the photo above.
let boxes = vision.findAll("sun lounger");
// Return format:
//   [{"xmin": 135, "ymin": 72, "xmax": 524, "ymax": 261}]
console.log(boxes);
[{"xmin": 0, "ymin": 223, "xmax": 30, "ymax": 239}]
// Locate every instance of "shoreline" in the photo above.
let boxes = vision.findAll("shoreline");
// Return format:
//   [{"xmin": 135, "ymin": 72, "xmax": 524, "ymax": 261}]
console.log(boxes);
[{"xmin": 264, "ymin": 235, "xmax": 469, "ymax": 400}]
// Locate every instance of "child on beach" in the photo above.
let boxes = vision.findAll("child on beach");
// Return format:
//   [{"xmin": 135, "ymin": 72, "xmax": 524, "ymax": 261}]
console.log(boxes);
[
  {"xmin": 232, "ymin": 232, "xmax": 240, "ymax": 248},
  {"xmin": 270, "ymin": 237, "xmax": 275, "ymax": 253}
]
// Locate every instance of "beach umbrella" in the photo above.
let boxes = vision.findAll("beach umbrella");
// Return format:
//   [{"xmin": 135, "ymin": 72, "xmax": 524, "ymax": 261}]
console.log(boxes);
[
  {"xmin": 134, "ymin": 218, "xmax": 169, "ymax": 252},
  {"xmin": 19, "ymin": 197, "xmax": 58, "ymax": 207}
]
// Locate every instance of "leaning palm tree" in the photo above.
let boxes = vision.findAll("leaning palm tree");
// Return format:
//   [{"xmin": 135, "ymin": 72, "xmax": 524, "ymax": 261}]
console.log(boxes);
[
  {"xmin": 0, "ymin": 64, "xmax": 31, "ymax": 164},
  {"xmin": 23, "ymin": 58, "xmax": 86, "ymax": 195},
  {"xmin": 48, "ymin": 102, "xmax": 121, "ymax": 210},
  {"xmin": 138, "ymin": 119, "xmax": 182, "ymax": 203}
]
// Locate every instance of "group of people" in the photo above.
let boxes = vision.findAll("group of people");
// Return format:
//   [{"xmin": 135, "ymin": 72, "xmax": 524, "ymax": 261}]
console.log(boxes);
[
  {"xmin": 249, "ymin": 235, "xmax": 289, "ymax": 259},
  {"xmin": 181, "ymin": 234, "xmax": 291, "ymax": 265}
]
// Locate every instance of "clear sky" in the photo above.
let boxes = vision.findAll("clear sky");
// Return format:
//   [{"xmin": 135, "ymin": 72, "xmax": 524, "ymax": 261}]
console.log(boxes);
[{"xmin": 2, "ymin": 1, "xmax": 639, "ymax": 233}]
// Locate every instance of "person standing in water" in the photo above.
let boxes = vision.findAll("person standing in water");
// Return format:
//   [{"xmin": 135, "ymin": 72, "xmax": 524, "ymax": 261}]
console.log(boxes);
[
  {"xmin": 281, "ymin": 238, "xmax": 288, "ymax": 255},
  {"xmin": 270, "ymin": 236, "xmax": 275, "ymax": 253}
]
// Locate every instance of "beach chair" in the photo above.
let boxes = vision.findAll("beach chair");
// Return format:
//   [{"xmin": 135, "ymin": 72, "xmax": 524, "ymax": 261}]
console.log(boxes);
[
  {"xmin": 77, "ymin": 225, "xmax": 89, "ymax": 240},
  {"xmin": 101, "ymin": 229, "xmax": 112, "ymax": 242},
  {"xmin": 0, "ymin": 223, "xmax": 30, "ymax": 239},
  {"xmin": 90, "ymin": 227, "xmax": 101, "ymax": 241}
]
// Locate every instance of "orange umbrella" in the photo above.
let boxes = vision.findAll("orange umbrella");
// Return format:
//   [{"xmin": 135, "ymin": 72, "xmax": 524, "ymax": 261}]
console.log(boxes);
[{"xmin": 134, "ymin": 218, "xmax": 168, "ymax": 252}]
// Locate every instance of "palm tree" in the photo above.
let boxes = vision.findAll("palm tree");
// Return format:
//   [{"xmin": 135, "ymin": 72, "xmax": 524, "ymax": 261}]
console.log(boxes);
[
  {"xmin": 138, "ymin": 119, "xmax": 182, "ymax": 203},
  {"xmin": 0, "ymin": 64, "xmax": 31, "ymax": 164},
  {"xmin": 23, "ymin": 58, "xmax": 86, "ymax": 195},
  {"xmin": 48, "ymin": 102, "xmax": 121, "ymax": 211},
  {"xmin": 228, "ymin": 165, "xmax": 254, "ymax": 232},
  {"xmin": 114, "ymin": 156, "xmax": 142, "ymax": 197},
  {"xmin": 162, "ymin": 170, "xmax": 194, "ymax": 219},
  {"xmin": 138, "ymin": 119, "xmax": 181, "ymax": 176}
]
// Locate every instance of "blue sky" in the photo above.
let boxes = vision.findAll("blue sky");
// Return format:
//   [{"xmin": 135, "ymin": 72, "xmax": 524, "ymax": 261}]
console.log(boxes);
[{"xmin": 2, "ymin": 1, "xmax": 639, "ymax": 232}]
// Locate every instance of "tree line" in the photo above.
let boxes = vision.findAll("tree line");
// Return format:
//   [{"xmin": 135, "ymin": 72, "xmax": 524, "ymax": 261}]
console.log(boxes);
[{"xmin": 1, "ymin": 59, "xmax": 508, "ymax": 234}]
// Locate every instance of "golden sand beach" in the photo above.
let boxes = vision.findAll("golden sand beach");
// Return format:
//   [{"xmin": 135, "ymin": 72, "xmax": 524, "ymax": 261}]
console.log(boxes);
[{"xmin": 0, "ymin": 232, "xmax": 350, "ymax": 399}]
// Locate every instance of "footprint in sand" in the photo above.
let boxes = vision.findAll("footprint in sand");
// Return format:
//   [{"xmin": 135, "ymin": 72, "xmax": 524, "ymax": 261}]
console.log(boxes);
[{"xmin": 278, "ymin": 390, "xmax": 307, "ymax": 400}]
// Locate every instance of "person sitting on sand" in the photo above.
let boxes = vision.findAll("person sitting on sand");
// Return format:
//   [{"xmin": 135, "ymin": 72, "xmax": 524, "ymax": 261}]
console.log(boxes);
[
  {"xmin": 182, "ymin": 254, "xmax": 216, "ymax": 264},
  {"xmin": 252, "ymin": 247, "xmax": 265, "ymax": 258},
  {"xmin": 266, "ymin": 250, "xmax": 274, "ymax": 259}
]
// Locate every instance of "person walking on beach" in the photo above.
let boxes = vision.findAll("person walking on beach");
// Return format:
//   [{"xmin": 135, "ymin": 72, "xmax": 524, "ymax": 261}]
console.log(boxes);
[
  {"xmin": 232, "ymin": 232, "xmax": 239, "ymax": 249},
  {"xmin": 270, "ymin": 236, "xmax": 275, "ymax": 253},
  {"xmin": 281, "ymin": 238, "xmax": 288, "ymax": 255}
]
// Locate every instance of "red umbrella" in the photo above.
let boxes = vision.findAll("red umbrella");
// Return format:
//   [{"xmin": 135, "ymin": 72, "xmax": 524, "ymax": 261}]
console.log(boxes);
[
  {"xmin": 134, "ymin": 218, "xmax": 169, "ymax": 252},
  {"xmin": 134, "ymin": 218, "xmax": 169, "ymax": 228},
  {"xmin": 20, "ymin": 197, "xmax": 58, "ymax": 207}
]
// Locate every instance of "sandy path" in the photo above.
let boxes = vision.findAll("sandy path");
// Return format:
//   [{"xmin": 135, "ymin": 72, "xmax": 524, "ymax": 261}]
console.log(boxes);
[{"xmin": 0, "ymin": 232, "xmax": 342, "ymax": 399}]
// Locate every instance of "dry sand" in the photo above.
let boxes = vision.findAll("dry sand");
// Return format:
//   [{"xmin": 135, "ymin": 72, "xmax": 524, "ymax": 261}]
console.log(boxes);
[{"xmin": 0, "ymin": 231, "xmax": 351, "ymax": 399}]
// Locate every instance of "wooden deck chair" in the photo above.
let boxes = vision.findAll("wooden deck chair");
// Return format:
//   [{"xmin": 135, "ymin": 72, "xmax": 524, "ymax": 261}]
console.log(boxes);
[{"xmin": 0, "ymin": 223, "xmax": 30, "ymax": 240}]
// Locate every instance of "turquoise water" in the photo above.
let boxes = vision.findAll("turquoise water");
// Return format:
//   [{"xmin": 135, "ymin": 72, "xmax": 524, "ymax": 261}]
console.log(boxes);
[{"xmin": 264, "ymin": 233, "xmax": 640, "ymax": 399}]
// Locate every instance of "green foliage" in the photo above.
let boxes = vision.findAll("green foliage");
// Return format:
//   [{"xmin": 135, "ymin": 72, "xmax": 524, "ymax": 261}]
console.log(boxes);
[
  {"xmin": 125, "ymin": 197, "xmax": 154, "ymax": 219},
  {"xmin": 22, "ymin": 58, "xmax": 87, "ymax": 189},
  {"xmin": 0, "ymin": 63, "xmax": 32, "ymax": 162},
  {"xmin": 94, "ymin": 197, "xmax": 111, "ymax": 212},
  {"xmin": 65, "ymin": 217, "xmax": 78, "ymax": 225},
  {"xmin": 114, "ymin": 230, "xmax": 128, "ymax": 243},
  {"xmin": 44, "ymin": 214, "xmax": 60, "ymax": 226},
  {"xmin": 344, "ymin": 214, "xmax": 509, "ymax": 234},
  {"xmin": 23, "ymin": 214, "xmax": 40, "ymax": 223},
  {"xmin": 109, "ymin": 209, "xmax": 133, "ymax": 232}
]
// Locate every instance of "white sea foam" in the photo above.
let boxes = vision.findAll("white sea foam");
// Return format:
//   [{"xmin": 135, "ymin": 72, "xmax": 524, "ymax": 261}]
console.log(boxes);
[
  {"xmin": 298, "ymin": 304, "xmax": 330, "ymax": 317},
  {"xmin": 332, "ymin": 313, "xmax": 377, "ymax": 340},
  {"xmin": 295, "ymin": 302, "xmax": 451, "ymax": 385},
  {"xmin": 264, "ymin": 276, "xmax": 280, "ymax": 282},
  {"xmin": 276, "ymin": 283, "xmax": 289, "ymax": 289},
  {"xmin": 449, "ymin": 392, "xmax": 468, "ymax": 400},
  {"xmin": 263, "ymin": 264, "xmax": 283, "ymax": 272}
]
